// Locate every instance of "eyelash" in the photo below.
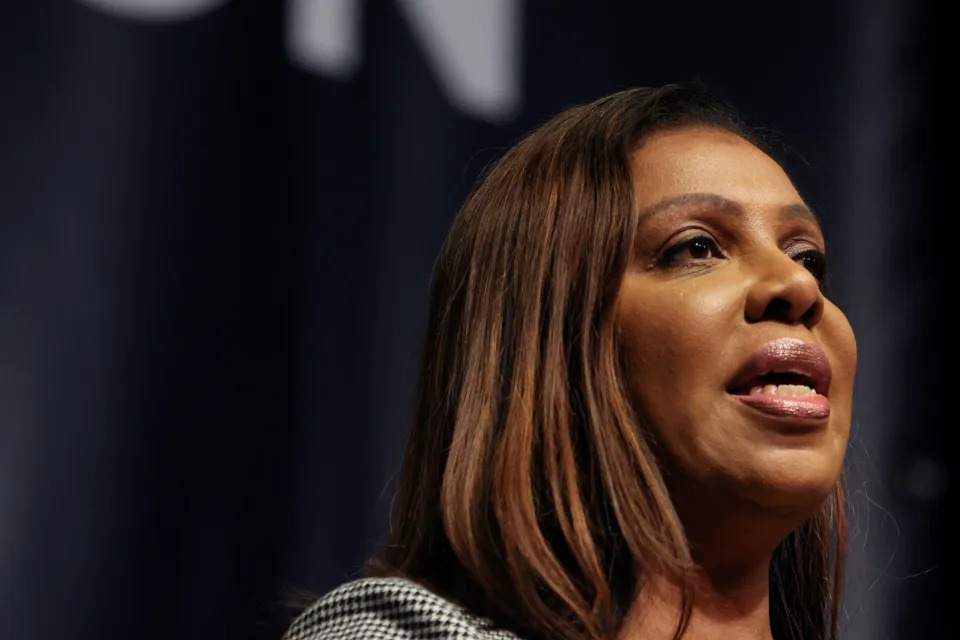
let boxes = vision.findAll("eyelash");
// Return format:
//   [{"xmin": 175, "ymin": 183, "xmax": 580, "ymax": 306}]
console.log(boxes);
[
  {"xmin": 659, "ymin": 236, "xmax": 724, "ymax": 265},
  {"xmin": 658, "ymin": 234, "xmax": 829, "ymax": 284},
  {"xmin": 792, "ymin": 248, "xmax": 827, "ymax": 282}
]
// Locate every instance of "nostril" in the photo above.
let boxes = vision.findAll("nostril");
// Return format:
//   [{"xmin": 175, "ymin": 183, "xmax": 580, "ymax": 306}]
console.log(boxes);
[
  {"xmin": 761, "ymin": 297, "xmax": 794, "ymax": 323},
  {"xmin": 801, "ymin": 302, "xmax": 820, "ymax": 326},
  {"xmin": 745, "ymin": 263, "xmax": 825, "ymax": 325}
]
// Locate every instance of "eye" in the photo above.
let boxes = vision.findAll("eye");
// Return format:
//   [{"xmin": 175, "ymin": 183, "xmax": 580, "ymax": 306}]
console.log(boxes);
[
  {"xmin": 792, "ymin": 248, "xmax": 827, "ymax": 282},
  {"xmin": 659, "ymin": 235, "xmax": 724, "ymax": 267}
]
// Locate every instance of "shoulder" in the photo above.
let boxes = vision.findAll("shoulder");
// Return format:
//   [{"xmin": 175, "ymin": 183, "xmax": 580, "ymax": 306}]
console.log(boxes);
[{"xmin": 282, "ymin": 576, "xmax": 523, "ymax": 640}]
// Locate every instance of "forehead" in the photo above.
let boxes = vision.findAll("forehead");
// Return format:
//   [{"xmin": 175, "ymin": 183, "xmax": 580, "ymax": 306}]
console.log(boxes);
[{"xmin": 629, "ymin": 127, "xmax": 801, "ymax": 211}]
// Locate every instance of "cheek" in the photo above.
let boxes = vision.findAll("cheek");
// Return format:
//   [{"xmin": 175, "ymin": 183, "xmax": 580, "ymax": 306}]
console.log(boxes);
[
  {"xmin": 615, "ymin": 276, "xmax": 752, "ymax": 477},
  {"xmin": 822, "ymin": 302, "xmax": 858, "ymax": 425},
  {"xmin": 618, "ymin": 278, "xmax": 743, "ymax": 392},
  {"xmin": 828, "ymin": 304, "xmax": 858, "ymax": 377},
  {"xmin": 619, "ymin": 300, "xmax": 699, "ymax": 393},
  {"xmin": 616, "ymin": 279, "xmax": 744, "ymax": 447}
]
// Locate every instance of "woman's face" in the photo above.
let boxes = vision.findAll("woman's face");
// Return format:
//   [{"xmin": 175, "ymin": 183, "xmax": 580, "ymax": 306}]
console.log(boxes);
[{"xmin": 617, "ymin": 126, "xmax": 857, "ymax": 511}]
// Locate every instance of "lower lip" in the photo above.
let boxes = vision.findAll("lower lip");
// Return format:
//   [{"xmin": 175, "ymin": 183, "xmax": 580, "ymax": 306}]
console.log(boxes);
[{"xmin": 733, "ymin": 393, "xmax": 831, "ymax": 420}]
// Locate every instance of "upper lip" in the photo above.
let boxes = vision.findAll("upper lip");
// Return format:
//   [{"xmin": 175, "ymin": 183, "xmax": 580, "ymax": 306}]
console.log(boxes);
[{"xmin": 727, "ymin": 338, "xmax": 832, "ymax": 397}]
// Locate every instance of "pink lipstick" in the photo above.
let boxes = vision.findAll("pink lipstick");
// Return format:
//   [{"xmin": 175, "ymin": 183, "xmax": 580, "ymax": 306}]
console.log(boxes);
[{"xmin": 727, "ymin": 338, "xmax": 832, "ymax": 420}]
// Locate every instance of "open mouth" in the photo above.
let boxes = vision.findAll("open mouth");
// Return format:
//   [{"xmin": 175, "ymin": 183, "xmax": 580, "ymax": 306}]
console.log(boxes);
[
  {"xmin": 728, "ymin": 371, "xmax": 819, "ymax": 398},
  {"xmin": 726, "ymin": 339, "xmax": 832, "ymax": 420},
  {"xmin": 728, "ymin": 371, "xmax": 830, "ymax": 420}
]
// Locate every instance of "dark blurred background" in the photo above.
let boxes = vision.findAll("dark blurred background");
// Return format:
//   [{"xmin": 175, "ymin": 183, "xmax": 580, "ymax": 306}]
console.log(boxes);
[{"xmin": 0, "ymin": 1, "xmax": 950, "ymax": 638}]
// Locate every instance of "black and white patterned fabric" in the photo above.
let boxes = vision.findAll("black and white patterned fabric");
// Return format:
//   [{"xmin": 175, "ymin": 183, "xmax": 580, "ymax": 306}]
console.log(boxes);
[{"xmin": 283, "ymin": 577, "xmax": 525, "ymax": 640}]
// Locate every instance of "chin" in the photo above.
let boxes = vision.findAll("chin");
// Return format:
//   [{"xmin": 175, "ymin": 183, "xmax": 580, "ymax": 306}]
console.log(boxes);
[{"xmin": 743, "ymin": 470, "xmax": 839, "ymax": 514}]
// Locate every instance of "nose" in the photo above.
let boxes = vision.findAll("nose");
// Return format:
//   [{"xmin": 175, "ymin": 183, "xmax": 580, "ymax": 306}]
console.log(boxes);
[{"xmin": 744, "ymin": 250, "xmax": 823, "ymax": 327}]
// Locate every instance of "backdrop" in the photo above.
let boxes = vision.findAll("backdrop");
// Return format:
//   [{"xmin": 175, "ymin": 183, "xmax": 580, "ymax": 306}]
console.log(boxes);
[{"xmin": 0, "ymin": 1, "xmax": 949, "ymax": 639}]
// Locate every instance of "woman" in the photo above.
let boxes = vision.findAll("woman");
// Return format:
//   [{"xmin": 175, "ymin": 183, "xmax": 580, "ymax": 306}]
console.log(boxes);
[{"xmin": 285, "ymin": 84, "xmax": 857, "ymax": 640}]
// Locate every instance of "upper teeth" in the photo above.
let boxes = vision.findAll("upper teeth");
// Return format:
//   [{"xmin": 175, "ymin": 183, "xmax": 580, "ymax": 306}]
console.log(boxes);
[{"xmin": 749, "ymin": 384, "xmax": 816, "ymax": 397}]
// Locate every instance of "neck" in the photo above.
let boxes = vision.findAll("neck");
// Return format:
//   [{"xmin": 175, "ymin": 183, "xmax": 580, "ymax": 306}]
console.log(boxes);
[
  {"xmin": 620, "ymin": 559, "xmax": 773, "ymax": 640},
  {"xmin": 620, "ymin": 480, "xmax": 816, "ymax": 639}
]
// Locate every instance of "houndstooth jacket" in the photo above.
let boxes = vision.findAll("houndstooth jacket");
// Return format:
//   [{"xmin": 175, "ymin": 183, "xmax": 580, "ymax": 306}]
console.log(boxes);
[{"xmin": 282, "ymin": 576, "xmax": 524, "ymax": 640}]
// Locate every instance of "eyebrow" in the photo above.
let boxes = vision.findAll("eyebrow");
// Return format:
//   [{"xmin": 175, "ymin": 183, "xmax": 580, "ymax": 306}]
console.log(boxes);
[{"xmin": 637, "ymin": 192, "xmax": 821, "ymax": 226}]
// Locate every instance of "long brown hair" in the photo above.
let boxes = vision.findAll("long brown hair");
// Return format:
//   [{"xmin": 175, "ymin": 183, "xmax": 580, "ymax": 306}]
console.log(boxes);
[{"xmin": 369, "ymin": 84, "xmax": 846, "ymax": 640}]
